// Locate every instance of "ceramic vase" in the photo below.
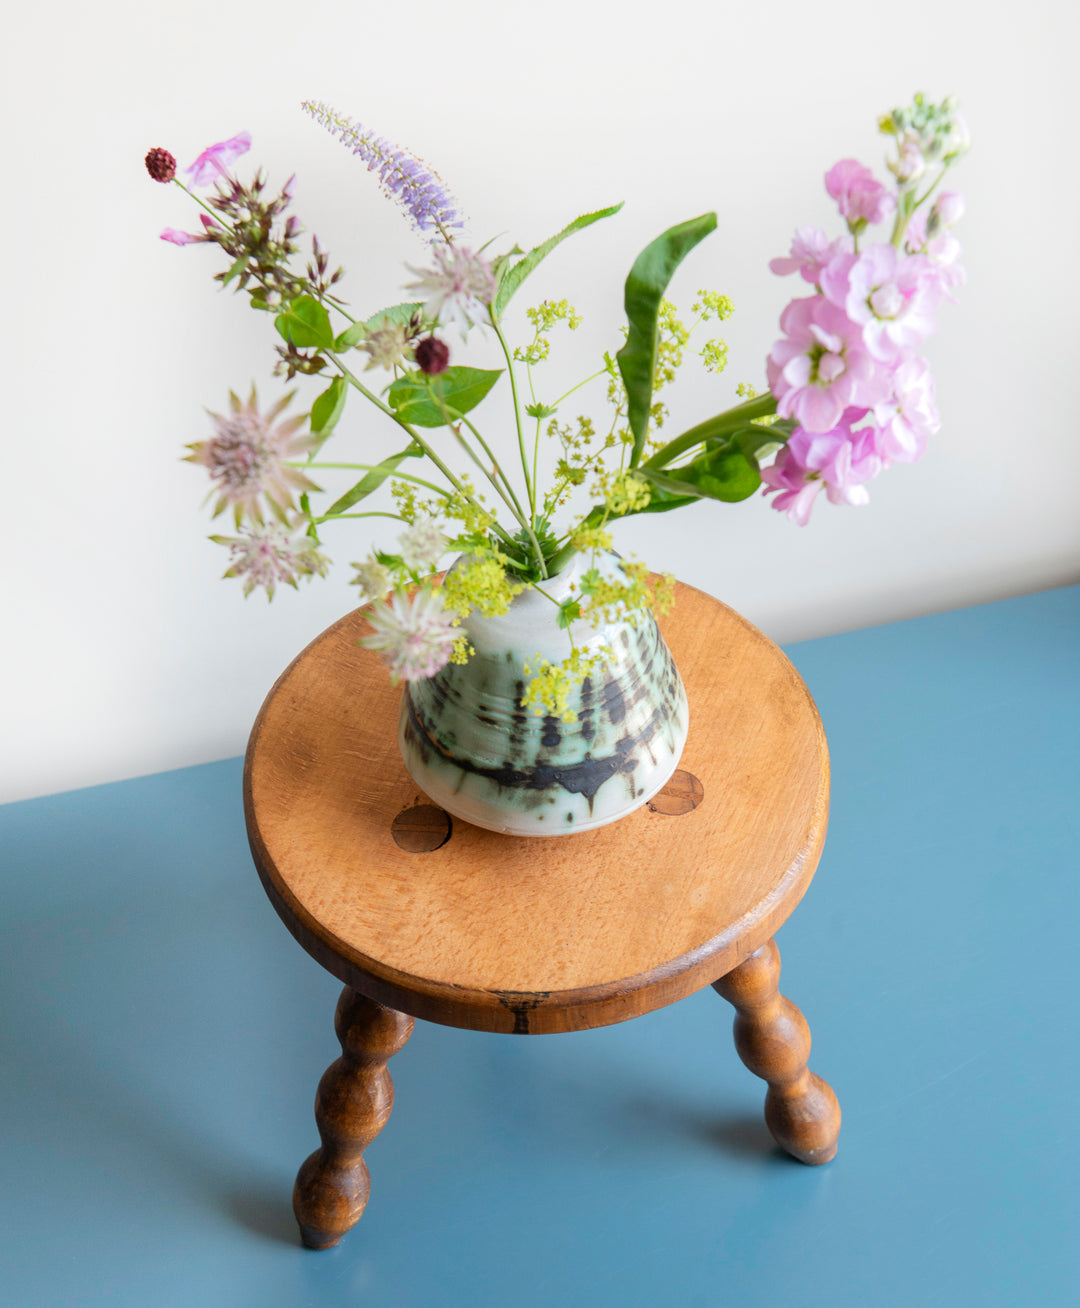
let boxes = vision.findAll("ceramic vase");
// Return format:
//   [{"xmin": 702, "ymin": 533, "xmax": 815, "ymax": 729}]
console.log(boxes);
[{"xmin": 399, "ymin": 553, "xmax": 689, "ymax": 835}]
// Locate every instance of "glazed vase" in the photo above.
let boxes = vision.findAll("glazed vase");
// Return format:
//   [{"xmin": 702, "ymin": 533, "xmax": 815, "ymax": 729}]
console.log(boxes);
[{"xmin": 399, "ymin": 553, "xmax": 689, "ymax": 836}]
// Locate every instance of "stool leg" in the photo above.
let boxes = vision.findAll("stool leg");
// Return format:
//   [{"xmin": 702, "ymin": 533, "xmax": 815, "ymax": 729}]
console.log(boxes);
[
  {"xmin": 294, "ymin": 986, "xmax": 415, "ymax": 1249},
  {"xmin": 712, "ymin": 938, "xmax": 841, "ymax": 1165}
]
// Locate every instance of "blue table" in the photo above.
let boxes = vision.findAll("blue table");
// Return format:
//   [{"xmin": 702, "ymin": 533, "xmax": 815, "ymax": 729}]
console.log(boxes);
[{"xmin": 2, "ymin": 584, "xmax": 1077, "ymax": 1306}]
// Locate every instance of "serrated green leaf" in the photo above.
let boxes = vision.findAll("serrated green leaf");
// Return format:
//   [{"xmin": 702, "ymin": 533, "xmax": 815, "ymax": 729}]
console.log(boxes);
[
  {"xmin": 616, "ymin": 213, "xmax": 717, "ymax": 469},
  {"xmin": 386, "ymin": 367, "xmax": 503, "ymax": 428},
  {"xmin": 275, "ymin": 295, "xmax": 334, "ymax": 350},
  {"xmin": 525, "ymin": 401, "xmax": 557, "ymax": 419},
  {"xmin": 325, "ymin": 445, "xmax": 422, "ymax": 518},
  {"xmin": 493, "ymin": 205, "xmax": 624, "ymax": 320},
  {"xmin": 365, "ymin": 301, "xmax": 424, "ymax": 332},
  {"xmin": 333, "ymin": 321, "xmax": 367, "ymax": 351},
  {"xmin": 310, "ymin": 377, "xmax": 346, "ymax": 445},
  {"xmin": 557, "ymin": 599, "xmax": 582, "ymax": 629}
]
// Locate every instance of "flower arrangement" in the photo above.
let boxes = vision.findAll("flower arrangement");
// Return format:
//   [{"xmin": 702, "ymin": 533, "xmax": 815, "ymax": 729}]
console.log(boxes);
[{"xmin": 146, "ymin": 94, "xmax": 968, "ymax": 713}]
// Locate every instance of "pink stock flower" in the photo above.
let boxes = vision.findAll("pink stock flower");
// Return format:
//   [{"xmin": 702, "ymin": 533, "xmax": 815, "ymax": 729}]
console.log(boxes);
[
  {"xmin": 872, "ymin": 356, "xmax": 940, "ymax": 463},
  {"xmin": 825, "ymin": 159, "xmax": 896, "ymax": 227},
  {"xmin": 767, "ymin": 296, "xmax": 889, "ymax": 432},
  {"xmin": 820, "ymin": 243, "xmax": 941, "ymax": 364},
  {"xmin": 359, "ymin": 587, "xmax": 460, "ymax": 682},
  {"xmin": 904, "ymin": 212, "xmax": 966, "ymax": 296},
  {"xmin": 769, "ymin": 226, "xmax": 854, "ymax": 285},
  {"xmin": 932, "ymin": 191, "xmax": 965, "ymax": 228},
  {"xmin": 761, "ymin": 413, "xmax": 882, "ymax": 525},
  {"xmin": 185, "ymin": 131, "xmax": 252, "ymax": 187}
]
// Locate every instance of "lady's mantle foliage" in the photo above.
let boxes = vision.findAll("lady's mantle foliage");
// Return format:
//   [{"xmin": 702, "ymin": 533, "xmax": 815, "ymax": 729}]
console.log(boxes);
[{"xmin": 148, "ymin": 92, "xmax": 968, "ymax": 708}]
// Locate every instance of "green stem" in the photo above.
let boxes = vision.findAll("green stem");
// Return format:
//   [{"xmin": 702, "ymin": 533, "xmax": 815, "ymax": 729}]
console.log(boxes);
[
  {"xmin": 642, "ymin": 393, "xmax": 777, "ymax": 471},
  {"xmin": 285, "ymin": 461, "xmax": 452, "ymax": 500},
  {"xmin": 489, "ymin": 315, "xmax": 535, "ymax": 519},
  {"xmin": 314, "ymin": 511, "xmax": 407, "ymax": 525},
  {"xmin": 329, "ymin": 355, "xmax": 518, "ymax": 551}
]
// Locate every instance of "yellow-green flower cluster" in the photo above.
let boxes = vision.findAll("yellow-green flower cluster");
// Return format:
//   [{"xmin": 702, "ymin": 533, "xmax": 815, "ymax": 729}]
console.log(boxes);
[
  {"xmin": 568, "ymin": 524, "xmax": 613, "ymax": 552},
  {"xmin": 521, "ymin": 648, "xmax": 609, "ymax": 721},
  {"xmin": 701, "ymin": 339, "xmax": 729, "ymax": 374},
  {"xmin": 595, "ymin": 468, "xmax": 651, "ymax": 516},
  {"xmin": 692, "ymin": 290, "xmax": 734, "ymax": 322},
  {"xmin": 442, "ymin": 554, "xmax": 524, "ymax": 618},
  {"xmin": 578, "ymin": 557, "xmax": 661, "ymax": 626},
  {"xmin": 513, "ymin": 299, "xmax": 582, "ymax": 366}
]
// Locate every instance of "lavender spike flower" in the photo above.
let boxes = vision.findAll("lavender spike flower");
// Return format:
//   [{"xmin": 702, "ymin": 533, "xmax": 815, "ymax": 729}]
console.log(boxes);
[{"xmin": 301, "ymin": 100, "xmax": 464, "ymax": 239}]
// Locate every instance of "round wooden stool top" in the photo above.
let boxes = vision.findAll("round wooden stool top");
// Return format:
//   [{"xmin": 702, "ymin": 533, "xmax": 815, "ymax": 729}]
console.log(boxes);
[{"xmin": 244, "ymin": 581, "xmax": 829, "ymax": 1036}]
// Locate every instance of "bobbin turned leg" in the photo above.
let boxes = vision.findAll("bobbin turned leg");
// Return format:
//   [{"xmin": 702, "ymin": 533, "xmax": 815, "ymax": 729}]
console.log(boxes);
[
  {"xmin": 294, "ymin": 987, "xmax": 415, "ymax": 1249},
  {"xmin": 712, "ymin": 938, "xmax": 841, "ymax": 1165}
]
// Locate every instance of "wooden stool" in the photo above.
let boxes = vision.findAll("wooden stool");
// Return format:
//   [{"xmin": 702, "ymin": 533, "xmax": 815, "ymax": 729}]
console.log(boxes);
[{"xmin": 244, "ymin": 580, "xmax": 841, "ymax": 1249}]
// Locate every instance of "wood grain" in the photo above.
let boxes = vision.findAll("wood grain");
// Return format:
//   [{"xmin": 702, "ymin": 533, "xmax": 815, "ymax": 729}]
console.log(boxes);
[
  {"xmin": 293, "ymin": 987, "xmax": 414, "ymax": 1249},
  {"xmin": 712, "ymin": 938, "xmax": 841, "ymax": 1165},
  {"xmin": 245, "ymin": 579, "xmax": 830, "ymax": 1034}
]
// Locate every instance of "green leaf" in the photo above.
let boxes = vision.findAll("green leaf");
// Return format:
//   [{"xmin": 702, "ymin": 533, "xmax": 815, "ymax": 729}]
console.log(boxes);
[
  {"xmin": 639, "ymin": 436, "xmax": 762, "ymax": 504},
  {"xmin": 333, "ymin": 321, "xmax": 367, "ymax": 351},
  {"xmin": 310, "ymin": 377, "xmax": 346, "ymax": 446},
  {"xmin": 493, "ymin": 204, "xmax": 624, "ymax": 320},
  {"xmin": 275, "ymin": 295, "xmax": 334, "ymax": 351},
  {"xmin": 386, "ymin": 367, "xmax": 503, "ymax": 428},
  {"xmin": 557, "ymin": 599, "xmax": 582, "ymax": 629},
  {"xmin": 615, "ymin": 213, "xmax": 718, "ymax": 468},
  {"xmin": 221, "ymin": 254, "xmax": 249, "ymax": 286},
  {"xmin": 325, "ymin": 445, "xmax": 422, "ymax": 517},
  {"xmin": 364, "ymin": 301, "xmax": 424, "ymax": 333},
  {"xmin": 525, "ymin": 401, "xmax": 557, "ymax": 419}
]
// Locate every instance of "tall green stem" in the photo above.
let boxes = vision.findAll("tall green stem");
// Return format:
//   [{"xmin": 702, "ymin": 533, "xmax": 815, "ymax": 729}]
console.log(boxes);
[
  {"xmin": 489, "ymin": 316, "xmax": 535, "ymax": 520},
  {"xmin": 642, "ymin": 393, "xmax": 778, "ymax": 471}
]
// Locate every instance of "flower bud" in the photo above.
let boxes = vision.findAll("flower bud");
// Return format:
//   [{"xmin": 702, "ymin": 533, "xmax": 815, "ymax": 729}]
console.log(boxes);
[
  {"xmin": 932, "ymin": 191, "xmax": 965, "ymax": 228},
  {"xmin": 415, "ymin": 336, "xmax": 450, "ymax": 376},
  {"xmin": 144, "ymin": 147, "xmax": 177, "ymax": 183}
]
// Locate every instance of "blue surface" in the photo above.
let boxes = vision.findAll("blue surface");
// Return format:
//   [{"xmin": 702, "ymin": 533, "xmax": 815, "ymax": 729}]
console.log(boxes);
[{"xmin": 2, "ymin": 586, "xmax": 1079, "ymax": 1307}]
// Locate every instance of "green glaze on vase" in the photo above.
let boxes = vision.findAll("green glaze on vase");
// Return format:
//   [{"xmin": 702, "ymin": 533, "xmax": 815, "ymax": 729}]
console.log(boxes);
[{"xmin": 399, "ymin": 553, "xmax": 689, "ymax": 836}]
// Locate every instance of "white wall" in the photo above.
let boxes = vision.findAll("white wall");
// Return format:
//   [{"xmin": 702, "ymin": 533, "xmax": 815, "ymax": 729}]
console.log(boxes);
[{"xmin": 4, "ymin": 0, "xmax": 1077, "ymax": 804}]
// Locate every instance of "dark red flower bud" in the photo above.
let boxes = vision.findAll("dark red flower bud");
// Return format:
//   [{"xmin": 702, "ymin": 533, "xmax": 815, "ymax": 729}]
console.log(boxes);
[
  {"xmin": 144, "ymin": 148, "xmax": 177, "ymax": 183},
  {"xmin": 415, "ymin": 336, "xmax": 450, "ymax": 376}
]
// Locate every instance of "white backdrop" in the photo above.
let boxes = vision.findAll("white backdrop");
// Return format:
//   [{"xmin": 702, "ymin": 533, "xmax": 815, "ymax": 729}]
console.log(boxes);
[{"xmin": 3, "ymin": 0, "xmax": 1077, "ymax": 804}]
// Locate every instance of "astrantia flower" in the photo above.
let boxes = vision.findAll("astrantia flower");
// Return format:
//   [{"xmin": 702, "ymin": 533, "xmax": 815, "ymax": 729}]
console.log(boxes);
[
  {"xmin": 212, "ymin": 521, "xmax": 329, "ymax": 599},
  {"xmin": 185, "ymin": 387, "xmax": 318, "ymax": 524},
  {"xmin": 767, "ymin": 296, "xmax": 888, "ymax": 432},
  {"xmin": 301, "ymin": 100, "xmax": 464, "ymax": 237},
  {"xmin": 359, "ymin": 587, "xmax": 460, "ymax": 682},
  {"xmin": 350, "ymin": 558, "xmax": 392, "ymax": 602},
  {"xmin": 761, "ymin": 414, "xmax": 882, "ymax": 525},
  {"xmin": 398, "ymin": 520, "xmax": 446, "ymax": 573},
  {"xmin": 405, "ymin": 246, "xmax": 495, "ymax": 338},
  {"xmin": 825, "ymin": 159, "xmax": 896, "ymax": 227},
  {"xmin": 363, "ymin": 321, "xmax": 414, "ymax": 372},
  {"xmin": 185, "ymin": 132, "xmax": 252, "ymax": 187}
]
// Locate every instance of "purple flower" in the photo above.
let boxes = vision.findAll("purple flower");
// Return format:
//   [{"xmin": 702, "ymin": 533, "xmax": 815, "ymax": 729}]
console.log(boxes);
[
  {"xmin": 301, "ymin": 101, "xmax": 463, "ymax": 237},
  {"xmin": 825, "ymin": 159, "xmax": 896, "ymax": 227},
  {"xmin": 405, "ymin": 246, "xmax": 496, "ymax": 338},
  {"xmin": 359, "ymin": 587, "xmax": 461, "ymax": 682},
  {"xmin": 214, "ymin": 521, "xmax": 329, "ymax": 599},
  {"xmin": 185, "ymin": 132, "xmax": 252, "ymax": 187},
  {"xmin": 761, "ymin": 412, "xmax": 882, "ymax": 525},
  {"xmin": 767, "ymin": 296, "xmax": 889, "ymax": 432},
  {"xmin": 185, "ymin": 386, "xmax": 318, "ymax": 524},
  {"xmin": 769, "ymin": 226, "xmax": 853, "ymax": 286},
  {"xmin": 820, "ymin": 243, "xmax": 941, "ymax": 365},
  {"xmin": 160, "ymin": 227, "xmax": 203, "ymax": 246},
  {"xmin": 872, "ymin": 356, "xmax": 940, "ymax": 463}
]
